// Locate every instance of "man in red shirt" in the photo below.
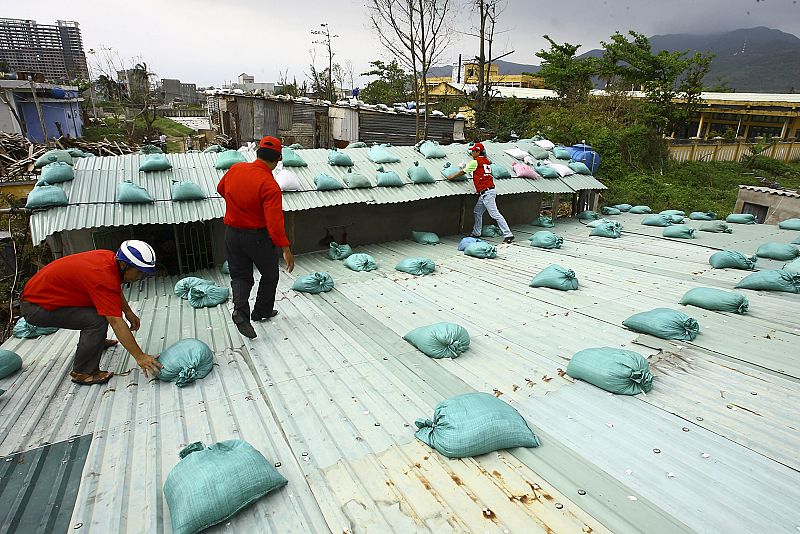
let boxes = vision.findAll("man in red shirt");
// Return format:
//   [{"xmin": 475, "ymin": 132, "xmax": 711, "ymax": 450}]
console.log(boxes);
[
  {"xmin": 448, "ymin": 142, "xmax": 514, "ymax": 243},
  {"xmin": 20, "ymin": 240, "xmax": 163, "ymax": 385},
  {"xmin": 217, "ymin": 136, "xmax": 295, "ymax": 339}
]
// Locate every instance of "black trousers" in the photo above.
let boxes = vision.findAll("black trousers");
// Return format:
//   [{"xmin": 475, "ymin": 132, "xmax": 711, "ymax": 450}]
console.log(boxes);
[{"xmin": 224, "ymin": 226, "xmax": 280, "ymax": 317}]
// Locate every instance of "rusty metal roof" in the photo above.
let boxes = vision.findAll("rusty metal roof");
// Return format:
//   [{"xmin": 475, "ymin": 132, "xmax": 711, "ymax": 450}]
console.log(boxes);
[{"xmin": 738, "ymin": 185, "xmax": 800, "ymax": 198}]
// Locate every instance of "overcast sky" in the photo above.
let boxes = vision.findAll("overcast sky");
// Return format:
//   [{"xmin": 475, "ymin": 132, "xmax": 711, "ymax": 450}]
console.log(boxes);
[{"xmin": 6, "ymin": 0, "xmax": 799, "ymax": 88}]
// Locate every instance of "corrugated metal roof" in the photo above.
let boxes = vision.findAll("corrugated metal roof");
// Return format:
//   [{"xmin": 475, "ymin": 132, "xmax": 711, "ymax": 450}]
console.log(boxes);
[
  {"xmin": 2, "ymin": 214, "xmax": 799, "ymax": 533},
  {"xmin": 739, "ymin": 185, "xmax": 800, "ymax": 198}
]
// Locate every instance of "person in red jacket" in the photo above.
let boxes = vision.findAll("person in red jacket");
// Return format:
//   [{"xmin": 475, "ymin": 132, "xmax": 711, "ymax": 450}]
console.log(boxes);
[
  {"xmin": 217, "ymin": 136, "xmax": 295, "ymax": 339},
  {"xmin": 448, "ymin": 142, "xmax": 514, "ymax": 243},
  {"xmin": 20, "ymin": 240, "xmax": 163, "ymax": 385}
]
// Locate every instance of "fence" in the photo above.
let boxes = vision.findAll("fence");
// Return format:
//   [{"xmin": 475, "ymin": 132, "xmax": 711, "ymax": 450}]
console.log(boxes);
[
  {"xmin": 155, "ymin": 108, "xmax": 209, "ymax": 118},
  {"xmin": 668, "ymin": 140, "xmax": 800, "ymax": 163}
]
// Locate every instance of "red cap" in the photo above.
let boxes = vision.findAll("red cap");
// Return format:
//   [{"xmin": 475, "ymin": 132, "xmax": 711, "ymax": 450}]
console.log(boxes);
[
  {"xmin": 469, "ymin": 142, "xmax": 484, "ymax": 152},
  {"xmin": 258, "ymin": 136, "xmax": 282, "ymax": 152}
]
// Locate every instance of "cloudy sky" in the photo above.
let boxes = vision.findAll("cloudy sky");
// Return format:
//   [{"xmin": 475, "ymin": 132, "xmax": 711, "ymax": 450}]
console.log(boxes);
[{"xmin": 6, "ymin": 0, "xmax": 799, "ymax": 88}]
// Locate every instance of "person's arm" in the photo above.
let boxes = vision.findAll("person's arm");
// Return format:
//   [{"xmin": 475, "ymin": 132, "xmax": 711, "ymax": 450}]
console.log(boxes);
[
  {"xmin": 262, "ymin": 185, "xmax": 294, "ymax": 272},
  {"xmin": 449, "ymin": 160, "xmax": 477, "ymax": 180},
  {"xmin": 121, "ymin": 293, "xmax": 140, "ymax": 331},
  {"xmin": 105, "ymin": 316, "xmax": 162, "ymax": 378}
]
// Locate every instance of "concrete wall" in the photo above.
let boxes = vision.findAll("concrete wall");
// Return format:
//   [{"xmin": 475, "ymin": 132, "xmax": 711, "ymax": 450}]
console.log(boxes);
[{"xmin": 734, "ymin": 190, "xmax": 800, "ymax": 224}]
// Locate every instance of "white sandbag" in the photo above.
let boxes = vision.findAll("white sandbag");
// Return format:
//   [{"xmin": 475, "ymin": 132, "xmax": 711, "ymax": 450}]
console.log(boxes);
[{"xmin": 275, "ymin": 168, "xmax": 301, "ymax": 191}]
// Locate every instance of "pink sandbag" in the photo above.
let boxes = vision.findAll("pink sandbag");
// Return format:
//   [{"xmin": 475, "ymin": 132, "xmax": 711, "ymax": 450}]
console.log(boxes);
[{"xmin": 512, "ymin": 161, "xmax": 541, "ymax": 179}]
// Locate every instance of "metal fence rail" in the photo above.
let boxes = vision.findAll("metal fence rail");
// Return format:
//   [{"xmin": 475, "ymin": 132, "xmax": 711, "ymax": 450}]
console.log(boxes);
[{"xmin": 668, "ymin": 140, "xmax": 800, "ymax": 163}]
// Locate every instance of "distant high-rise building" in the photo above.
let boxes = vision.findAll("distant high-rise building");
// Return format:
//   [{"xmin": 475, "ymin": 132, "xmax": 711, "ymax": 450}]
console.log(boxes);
[{"xmin": 0, "ymin": 18, "xmax": 89, "ymax": 81}]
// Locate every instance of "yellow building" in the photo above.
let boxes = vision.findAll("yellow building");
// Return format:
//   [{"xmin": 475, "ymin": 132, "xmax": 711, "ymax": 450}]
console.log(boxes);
[{"xmin": 426, "ymin": 61, "xmax": 544, "ymax": 89}]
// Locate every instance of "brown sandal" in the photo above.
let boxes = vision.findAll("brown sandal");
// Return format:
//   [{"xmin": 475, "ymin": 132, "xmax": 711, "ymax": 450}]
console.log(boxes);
[{"xmin": 70, "ymin": 370, "xmax": 114, "ymax": 385}]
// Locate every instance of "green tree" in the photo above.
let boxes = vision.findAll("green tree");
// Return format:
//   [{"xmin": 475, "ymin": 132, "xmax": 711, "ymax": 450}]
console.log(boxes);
[
  {"xmin": 478, "ymin": 97, "xmax": 530, "ymax": 141},
  {"xmin": 535, "ymin": 35, "xmax": 598, "ymax": 104},
  {"xmin": 359, "ymin": 60, "xmax": 411, "ymax": 105}
]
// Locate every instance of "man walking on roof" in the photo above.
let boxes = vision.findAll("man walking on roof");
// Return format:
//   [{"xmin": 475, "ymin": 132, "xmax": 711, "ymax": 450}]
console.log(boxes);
[
  {"xmin": 217, "ymin": 135, "xmax": 295, "ymax": 340},
  {"xmin": 19, "ymin": 240, "xmax": 163, "ymax": 385},
  {"xmin": 447, "ymin": 142, "xmax": 514, "ymax": 244}
]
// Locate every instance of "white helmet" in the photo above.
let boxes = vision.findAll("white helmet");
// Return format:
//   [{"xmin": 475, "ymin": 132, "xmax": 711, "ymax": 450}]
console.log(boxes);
[{"xmin": 116, "ymin": 240, "xmax": 157, "ymax": 274}]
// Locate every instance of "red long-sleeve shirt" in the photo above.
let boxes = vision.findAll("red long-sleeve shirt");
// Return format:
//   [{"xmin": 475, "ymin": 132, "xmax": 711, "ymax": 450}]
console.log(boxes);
[{"xmin": 216, "ymin": 159, "xmax": 290, "ymax": 247}]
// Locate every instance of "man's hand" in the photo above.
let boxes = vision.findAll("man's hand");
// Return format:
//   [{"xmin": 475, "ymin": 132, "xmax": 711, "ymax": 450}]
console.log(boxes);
[
  {"xmin": 125, "ymin": 310, "xmax": 141, "ymax": 331},
  {"xmin": 282, "ymin": 247, "xmax": 295, "ymax": 273},
  {"xmin": 134, "ymin": 352, "xmax": 163, "ymax": 378}
]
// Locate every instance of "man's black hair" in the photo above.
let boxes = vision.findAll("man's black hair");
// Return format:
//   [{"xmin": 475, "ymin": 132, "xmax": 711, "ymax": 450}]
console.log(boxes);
[{"xmin": 257, "ymin": 147, "xmax": 281, "ymax": 162}]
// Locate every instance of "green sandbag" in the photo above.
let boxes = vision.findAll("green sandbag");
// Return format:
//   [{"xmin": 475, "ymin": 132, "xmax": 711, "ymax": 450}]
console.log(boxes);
[
  {"xmin": 531, "ymin": 216, "xmax": 554, "ymax": 228},
  {"xmin": 291, "ymin": 272, "xmax": 334, "ymax": 293},
  {"xmin": 481, "ymin": 225, "xmax": 502, "ymax": 238},
  {"xmin": 529, "ymin": 231, "xmax": 563, "ymax": 249},
  {"xmin": 12, "ymin": 318, "xmax": 58, "ymax": 339},
  {"xmin": 188, "ymin": 283, "xmax": 230, "ymax": 308},
  {"xmin": 663, "ymin": 226, "xmax": 695, "ymax": 239},
  {"xmin": 171, "ymin": 181, "xmax": 205, "ymax": 201},
  {"xmin": 613, "ymin": 204, "xmax": 633, "ymax": 212},
  {"xmin": 679, "ymin": 287, "xmax": 749, "ymax": 314},
  {"xmin": 699, "ymin": 221, "xmax": 732, "ymax": 233},
  {"xmin": 219, "ymin": 260, "xmax": 229, "ymax": 274},
  {"xmin": 346, "ymin": 141, "xmax": 367, "ymax": 148},
  {"xmin": 586, "ymin": 218, "xmax": 620, "ymax": 229},
  {"xmin": 735, "ymin": 269, "xmax": 800, "ymax": 293},
  {"xmin": 412, "ymin": 231, "xmax": 440, "ymax": 245},
  {"xmin": 458, "ymin": 237, "xmax": 483, "ymax": 251},
  {"xmin": 39, "ymin": 162, "xmax": 74, "ymax": 184},
  {"xmin": 66, "ymin": 147, "xmax": 89, "ymax": 158},
  {"xmin": 690, "ymin": 211, "xmax": 716, "ymax": 221},
  {"xmin": 35, "ymin": 149, "xmax": 73, "ymax": 168},
  {"xmin": 726, "ymin": 213, "xmax": 756, "ymax": 225},
  {"xmin": 419, "ymin": 140, "xmax": 446, "ymax": 159},
  {"xmin": 709, "ymin": 250, "xmax": 757, "ymax": 270},
  {"xmin": 203, "ymin": 144, "xmax": 226, "ymax": 153},
  {"xmin": 628, "ymin": 205, "xmax": 652, "ymax": 214},
  {"xmin": 395, "ymin": 258, "xmax": 436, "ymax": 276},
  {"xmin": 376, "ymin": 169, "xmax": 404, "ymax": 187},
  {"xmin": 328, "ymin": 149, "xmax": 353, "ymax": 166},
  {"xmin": 343, "ymin": 169, "xmax": 371, "ymax": 188},
  {"xmin": 553, "ymin": 147, "xmax": 571, "ymax": 159},
  {"xmin": 407, "ymin": 162, "xmax": 435, "ymax": 184},
  {"xmin": 491, "ymin": 163, "xmax": 511, "ymax": 179},
  {"xmin": 566, "ymin": 347, "xmax": 653, "ymax": 395},
  {"xmin": 576, "ymin": 210, "xmax": 600, "ymax": 220},
  {"xmin": 139, "ymin": 154, "xmax": 172, "ymax": 172},
  {"xmin": 139, "ymin": 144, "xmax": 163, "ymax": 155},
  {"xmin": 783, "ymin": 257, "xmax": 800, "ymax": 274},
  {"xmin": 117, "ymin": 180, "xmax": 153, "ymax": 204},
  {"xmin": 622, "ymin": 308, "xmax": 699, "ymax": 341},
  {"xmin": 569, "ymin": 161, "xmax": 591, "ymax": 175},
  {"xmin": 794, "ymin": 236, "xmax": 800, "ymax": 245},
  {"xmin": 464, "ymin": 242, "xmax": 497, "ymax": 259},
  {"xmin": 535, "ymin": 163, "xmax": 559, "ymax": 178},
  {"xmin": 163, "ymin": 440, "xmax": 287, "ymax": 534},
  {"xmin": 778, "ymin": 218, "xmax": 800, "ymax": 231},
  {"xmin": 281, "ymin": 147, "xmax": 307, "ymax": 167},
  {"xmin": 660, "ymin": 209, "xmax": 685, "ymax": 217},
  {"xmin": 527, "ymin": 145, "xmax": 550, "ymax": 159},
  {"xmin": 327, "ymin": 242, "xmax": 353, "ymax": 260},
  {"xmin": 25, "ymin": 184, "xmax": 68, "ymax": 209},
  {"xmin": 441, "ymin": 162, "xmax": 466, "ymax": 181},
  {"xmin": 667, "ymin": 214, "xmax": 685, "ymax": 224},
  {"xmin": 641, "ymin": 214, "xmax": 673, "ymax": 227},
  {"xmin": 529, "ymin": 264, "xmax": 579, "ymax": 291},
  {"xmin": 590, "ymin": 222, "xmax": 621, "ymax": 238},
  {"xmin": 174, "ymin": 277, "xmax": 214, "ymax": 299},
  {"xmin": 601, "ymin": 206, "xmax": 621, "ymax": 215},
  {"xmin": 288, "ymin": 143, "xmax": 303, "ymax": 149},
  {"xmin": 755, "ymin": 242, "xmax": 800, "ymax": 261},
  {"xmin": 0, "ymin": 350, "xmax": 22, "ymax": 379},
  {"xmin": 157, "ymin": 338, "xmax": 214, "ymax": 387},
  {"xmin": 414, "ymin": 392, "xmax": 540, "ymax": 458},
  {"xmin": 314, "ymin": 173, "xmax": 344, "ymax": 191},
  {"xmin": 215, "ymin": 150, "xmax": 247, "ymax": 170},
  {"xmin": 403, "ymin": 322, "xmax": 469, "ymax": 358},
  {"xmin": 368, "ymin": 144, "xmax": 400, "ymax": 164},
  {"xmin": 344, "ymin": 253, "xmax": 377, "ymax": 271}
]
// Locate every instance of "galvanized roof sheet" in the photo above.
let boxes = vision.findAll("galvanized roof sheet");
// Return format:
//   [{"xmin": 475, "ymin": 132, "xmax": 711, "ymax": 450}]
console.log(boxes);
[
  {"xmin": 3, "ymin": 214, "xmax": 799, "ymax": 533},
  {"xmin": 738, "ymin": 184, "xmax": 800, "ymax": 198}
]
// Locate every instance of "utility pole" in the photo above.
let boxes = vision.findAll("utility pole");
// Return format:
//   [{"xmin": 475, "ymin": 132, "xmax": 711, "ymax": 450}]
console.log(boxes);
[
  {"xmin": 29, "ymin": 79, "xmax": 49, "ymax": 147},
  {"xmin": 311, "ymin": 23, "xmax": 338, "ymax": 102}
]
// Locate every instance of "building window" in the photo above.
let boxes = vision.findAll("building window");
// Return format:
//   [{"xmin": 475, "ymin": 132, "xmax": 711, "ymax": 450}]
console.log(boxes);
[{"xmin": 741, "ymin": 202, "xmax": 768, "ymax": 224}]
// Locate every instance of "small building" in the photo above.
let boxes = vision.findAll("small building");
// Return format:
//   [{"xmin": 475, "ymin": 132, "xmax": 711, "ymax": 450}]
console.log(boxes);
[
  {"xmin": 0, "ymin": 79, "xmax": 83, "ymax": 143},
  {"xmin": 161, "ymin": 78, "xmax": 199, "ymax": 105},
  {"xmin": 426, "ymin": 61, "xmax": 544, "ymax": 89},
  {"xmin": 734, "ymin": 185, "xmax": 800, "ymax": 224}
]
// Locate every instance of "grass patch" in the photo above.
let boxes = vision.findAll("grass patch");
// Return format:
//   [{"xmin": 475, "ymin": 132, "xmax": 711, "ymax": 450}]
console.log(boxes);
[{"xmin": 150, "ymin": 117, "xmax": 194, "ymax": 137}]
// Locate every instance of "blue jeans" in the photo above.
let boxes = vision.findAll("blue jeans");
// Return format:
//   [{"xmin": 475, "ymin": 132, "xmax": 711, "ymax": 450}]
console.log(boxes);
[{"xmin": 472, "ymin": 189, "xmax": 512, "ymax": 237}]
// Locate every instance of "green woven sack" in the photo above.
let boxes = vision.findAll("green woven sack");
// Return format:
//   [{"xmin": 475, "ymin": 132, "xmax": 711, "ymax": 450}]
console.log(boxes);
[
  {"xmin": 529, "ymin": 231, "xmax": 563, "ymax": 249},
  {"xmin": 346, "ymin": 141, "xmax": 367, "ymax": 148},
  {"xmin": 419, "ymin": 140, "xmax": 446, "ymax": 159},
  {"xmin": 288, "ymin": 143, "xmax": 303, "ymax": 149},
  {"xmin": 679, "ymin": 287, "xmax": 749, "ymax": 314},
  {"xmin": 628, "ymin": 205, "xmax": 652, "ymax": 214},
  {"xmin": 755, "ymin": 242, "xmax": 800, "ymax": 261},
  {"xmin": 590, "ymin": 222, "xmax": 621, "ymax": 238},
  {"xmin": 641, "ymin": 214, "xmax": 673, "ymax": 227},
  {"xmin": 601, "ymin": 207, "xmax": 621, "ymax": 215},
  {"xmin": 667, "ymin": 214, "xmax": 685, "ymax": 224},
  {"xmin": 139, "ymin": 154, "xmax": 172, "ymax": 172},
  {"xmin": 203, "ymin": 144, "xmax": 226, "ymax": 154},
  {"xmin": 343, "ymin": 169, "xmax": 371, "ymax": 188},
  {"xmin": 376, "ymin": 169, "xmax": 404, "ymax": 187},
  {"xmin": 164, "ymin": 440, "xmax": 287, "ymax": 534},
  {"xmin": 407, "ymin": 162, "xmax": 435, "ymax": 184},
  {"xmin": 531, "ymin": 216, "xmax": 554, "ymax": 228},
  {"xmin": 566, "ymin": 347, "xmax": 653, "ymax": 395},
  {"xmin": 215, "ymin": 150, "xmax": 247, "ymax": 170},
  {"xmin": 117, "ymin": 180, "xmax": 153, "ymax": 204},
  {"xmin": 726, "ymin": 213, "xmax": 756, "ymax": 225},
  {"xmin": 327, "ymin": 242, "xmax": 353, "ymax": 260},
  {"xmin": 291, "ymin": 272, "xmax": 334, "ymax": 293},
  {"xmin": 139, "ymin": 144, "xmax": 163, "ymax": 155},
  {"xmin": 188, "ymin": 283, "xmax": 230, "ymax": 308},
  {"xmin": 709, "ymin": 250, "xmax": 757, "ymax": 270},
  {"xmin": 157, "ymin": 338, "xmax": 214, "ymax": 387},
  {"xmin": 0, "ymin": 350, "xmax": 22, "ymax": 379},
  {"xmin": 281, "ymin": 147, "xmax": 307, "ymax": 167},
  {"xmin": 12, "ymin": 318, "xmax": 58, "ymax": 339},
  {"xmin": 778, "ymin": 218, "xmax": 800, "ymax": 231},
  {"xmin": 395, "ymin": 258, "xmax": 436, "ymax": 276},
  {"xmin": 414, "ymin": 392, "xmax": 540, "ymax": 458},
  {"xmin": 441, "ymin": 162, "xmax": 466, "ymax": 181},
  {"xmin": 586, "ymin": 218, "xmax": 620, "ymax": 229},
  {"xmin": 663, "ymin": 226, "xmax": 695, "ymax": 239},
  {"xmin": 314, "ymin": 173, "xmax": 344, "ymax": 191},
  {"xmin": 172, "ymin": 181, "xmax": 205, "ymax": 201},
  {"xmin": 481, "ymin": 224, "xmax": 503, "ymax": 237},
  {"xmin": 403, "ymin": 322, "xmax": 469, "ymax": 358},
  {"xmin": 174, "ymin": 277, "xmax": 214, "ymax": 299},
  {"xmin": 491, "ymin": 163, "xmax": 511, "ymax": 179},
  {"xmin": 613, "ymin": 204, "xmax": 633, "ymax": 212},
  {"xmin": 25, "ymin": 184, "xmax": 68, "ymax": 209},
  {"xmin": 34, "ymin": 149, "xmax": 73, "ymax": 168},
  {"xmin": 699, "ymin": 221, "xmax": 731, "ymax": 233},
  {"xmin": 569, "ymin": 161, "xmax": 591, "ymax": 175},
  {"xmin": 576, "ymin": 210, "xmax": 600, "ymax": 221},
  {"xmin": 690, "ymin": 211, "xmax": 716, "ymax": 221},
  {"xmin": 622, "ymin": 308, "xmax": 699, "ymax": 341},
  {"xmin": 794, "ymin": 236, "xmax": 800, "ymax": 245},
  {"xmin": 527, "ymin": 145, "xmax": 549, "ymax": 159},
  {"xmin": 66, "ymin": 147, "xmax": 89, "ymax": 158},
  {"xmin": 735, "ymin": 269, "xmax": 800, "ymax": 293},
  {"xmin": 464, "ymin": 242, "xmax": 497, "ymax": 259},
  {"xmin": 327, "ymin": 149, "xmax": 354, "ymax": 166},
  {"xmin": 344, "ymin": 253, "xmax": 377, "ymax": 271},
  {"xmin": 784, "ymin": 258, "xmax": 800, "ymax": 274},
  {"xmin": 553, "ymin": 147, "xmax": 571, "ymax": 159},
  {"xmin": 660, "ymin": 209, "xmax": 685, "ymax": 217},
  {"xmin": 412, "ymin": 231, "xmax": 440, "ymax": 245},
  {"xmin": 529, "ymin": 264, "xmax": 579, "ymax": 291},
  {"xmin": 219, "ymin": 260, "xmax": 229, "ymax": 274},
  {"xmin": 534, "ymin": 163, "xmax": 557, "ymax": 178},
  {"xmin": 368, "ymin": 144, "xmax": 400, "ymax": 164},
  {"xmin": 38, "ymin": 162, "xmax": 74, "ymax": 184}
]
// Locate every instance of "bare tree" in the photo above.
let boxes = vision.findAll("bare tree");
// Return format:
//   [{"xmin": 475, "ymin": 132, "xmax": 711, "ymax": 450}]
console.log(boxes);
[
  {"xmin": 311, "ymin": 23, "xmax": 339, "ymax": 102},
  {"xmin": 471, "ymin": 0, "xmax": 508, "ymax": 118}
]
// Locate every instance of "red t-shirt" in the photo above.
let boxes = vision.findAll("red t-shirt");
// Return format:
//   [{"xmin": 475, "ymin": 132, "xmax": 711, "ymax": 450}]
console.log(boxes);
[
  {"xmin": 21, "ymin": 250, "xmax": 123, "ymax": 316},
  {"xmin": 216, "ymin": 159, "xmax": 290, "ymax": 247},
  {"xmin": 472, "ymin": 155, "xmax": 495, "ymax": 192}
]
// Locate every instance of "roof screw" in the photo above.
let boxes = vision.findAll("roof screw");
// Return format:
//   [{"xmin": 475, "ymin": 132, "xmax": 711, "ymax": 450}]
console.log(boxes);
[
  {"xmin": 653, "ymin": 448, "xmax": 661, "ymax": 454},
  {"xmin": 4, "ymin": 458, "xmax": 12, "ymax": 462},
  {"xmin": 73, "ymin": 524, "xmax": 83, "ymax": 530},
  {"xmin": 374, "ymin": 422, "xmax": 381, "ymax": 426},
  {"xmin": 577, "ymin": 489, "xmax": 586, "ymax": 495},
  {"xmin": 555, "ymin": 503, "xmax": 563, "ymax": 509},
  {"xmin": 301, "ymin": 452, "xmax": 308, "ymax": 457},
  {"xmin": 682, "ymin": 427, "xmax": 689, "ymax": 432},
  {"xmin": 274, "ymin": 462, "xmax": 282, "ymax": 468},
  {"xmin": 750, "ymin": 392, "xmax": 757, "ymax": 395},
  {"xmin": 696, "ymin": 417, "xmax": 704, "ymax": 421}
]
